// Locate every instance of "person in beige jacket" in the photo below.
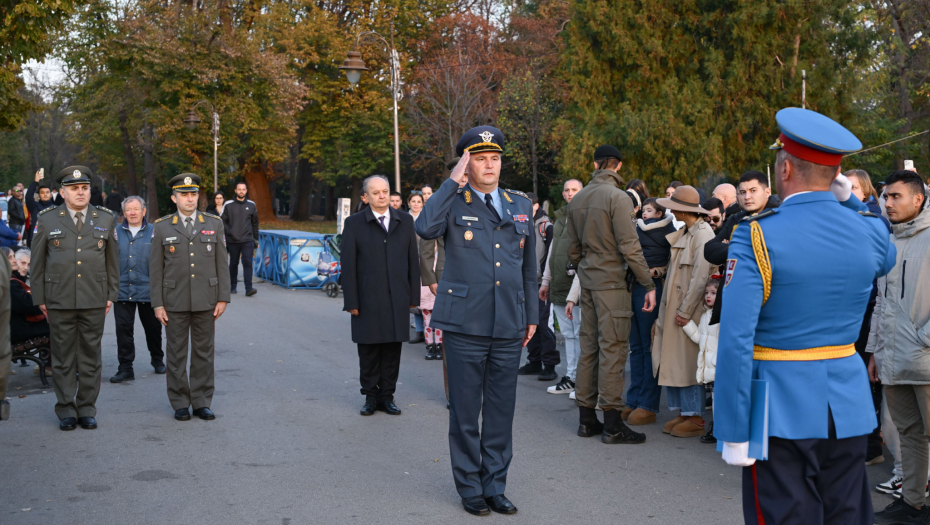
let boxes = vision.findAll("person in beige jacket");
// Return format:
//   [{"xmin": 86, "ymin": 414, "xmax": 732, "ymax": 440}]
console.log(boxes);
[{"xmin": 652, "ymin": 186, "xmax": 715, "ymax": 438}]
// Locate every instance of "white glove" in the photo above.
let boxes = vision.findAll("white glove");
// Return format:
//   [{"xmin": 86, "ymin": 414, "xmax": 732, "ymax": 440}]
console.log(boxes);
[
  {"xmin": 830, "ymin": 173, "xmax": 852, "ymax": 203},
  {"xmin": 721, "ymin": 441, "xmax": 756, "ymax": 467}
]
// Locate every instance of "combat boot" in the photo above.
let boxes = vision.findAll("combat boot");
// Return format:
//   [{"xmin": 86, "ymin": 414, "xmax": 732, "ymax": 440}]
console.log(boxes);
[
  {"xmin": 602, "ymin": 409, "xmax": 646, "ymax": 444},
  {"xmin": 577, "ymin": 406, "xmax": 604, "ymax": 437}
]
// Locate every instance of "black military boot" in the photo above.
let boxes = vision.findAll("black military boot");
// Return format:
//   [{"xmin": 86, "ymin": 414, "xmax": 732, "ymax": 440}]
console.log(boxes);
[
  {"xmin": 424, "ymin": 344, "xmax": 435, "ymax": 360},
  {"xmin": 602, "ymin": 410, "xmax": 646, "ymax": 444},
  {"xmin": 577, "ymin": 407, "xmax": 604, "ymax": 437}
]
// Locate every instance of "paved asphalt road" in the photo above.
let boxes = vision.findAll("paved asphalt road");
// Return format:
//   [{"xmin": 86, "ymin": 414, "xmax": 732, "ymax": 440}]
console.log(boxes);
[{"xmin": 1, "ymin": 277, "xmax": 897, "ymax": 524}]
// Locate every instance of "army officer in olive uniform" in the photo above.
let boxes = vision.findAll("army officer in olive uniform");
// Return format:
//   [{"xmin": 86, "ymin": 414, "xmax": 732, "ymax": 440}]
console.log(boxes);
[
  {"xmin": 32, "ymin": 166, "xmax": 120, "ymax": 431},
  {"xmin": 150, "ymin": 174, "xmax": 230, "ymax": 422},
  {"xmin": 416, "ymin": 126, "xmax": 538, "ymax": 517}
]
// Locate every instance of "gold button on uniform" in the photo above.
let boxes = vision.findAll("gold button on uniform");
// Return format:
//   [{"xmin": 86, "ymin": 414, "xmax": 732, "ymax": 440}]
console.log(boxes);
[
  {"xmin": 448, "ymin": 289, "xmax": 452, "ymax": 294},
  {"xmin": 495, "ymin": 244, "xmax": 500, "ymax": 249},
  {"xmin": 496, "ymin": 281, "xmax": 500, "ymax": 286},
  {"xmin": 496, "ymin": 262, "xmax": 500, "ymax": 267},
  {"xmin": 77, "ymin": 274, "xmax": 81, "ymax": 278},
  {"xmin": 190, "ymin": 253, "xmax": 194, "ymax": 256},
  {"xmin": 77, "ymin": 249, "xmax": 81, "ymax": 252},
  {"xmin": 191, "ymin": 263, "xmax": 195, "ymax": 267},
  {"xmin": 78, "ymin": 236, "xmax": 82, "ymax": 240},
  {"xmin": 77, "ymin": 261, "xmax": 81, "ymax": 265},
  {"xmin": 191, "ymin": 274, "xmax": 195, "ymax": 278}
]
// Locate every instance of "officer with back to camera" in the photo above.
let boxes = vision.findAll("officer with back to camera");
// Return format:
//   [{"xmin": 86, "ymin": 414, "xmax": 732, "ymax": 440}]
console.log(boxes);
[{"xmin": 416, "ymin": 126, "xmax": 538, "ymax": 517}]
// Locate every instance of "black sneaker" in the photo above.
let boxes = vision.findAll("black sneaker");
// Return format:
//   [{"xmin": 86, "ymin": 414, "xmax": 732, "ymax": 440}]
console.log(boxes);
[
  {"xmin": 547, "ymin": 376, "xmax": 575, "ymax": 394},
  {"xmin": 517, "ymin": 361, "xmax": 543, "ymax": 375},
  {"xmin": 893, "ymin": 481, "xmax": 930, "ymax": 500},
  {"xmin": 538, "ymin": 365, "xmax": 558, "ymax": 381},
  {"xmin": 874, "ymin": 499, "xmax": 927, "ymax": 524}
]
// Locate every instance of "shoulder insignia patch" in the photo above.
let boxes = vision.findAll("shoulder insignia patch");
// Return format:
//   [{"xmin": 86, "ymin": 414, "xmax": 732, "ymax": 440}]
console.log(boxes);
[
  {"xmin": 154, "ymin": 215, "xmax": 173, "ymax": 224},
  {"xmin": 198, "ymin": 213, "xmax": 205, "ymax": 223},
  {"xmin": 39, "ymin": 206, "xmax": 58, "ymax": 215},
  {"xmin": 858, "ymin": 211, "xmax": 879, "ymax": 218},
  {"xmin": 202, "ymin": 212, "xmax": 221, "ymax": 220},
  {"xmin": 464, "ymin": 190, "xmax": 472, "ymax": 204},
  {"xmin": 741, "ymin": 209, "xmax": 778, "ymax": 222},
  {"xmin": 504, "ymin": 189, "xmax": 529, "ymax": 200},
  {"xmin": 503, "ymin": 192, "xmax": 513, "ymax": 203}
]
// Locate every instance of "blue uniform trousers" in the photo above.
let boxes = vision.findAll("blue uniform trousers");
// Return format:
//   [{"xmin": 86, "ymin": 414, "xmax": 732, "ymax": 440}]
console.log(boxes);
[
  {"xmin": 445, "ymin": 331, "xmax": 522, "ymax": 498},
  {"xmin": 627, "ymin": 279, "xmax": 662, "ymax": 413},
  {"xmin": 742, "ymin": 413, "xmax": 871, "ymax": 525}
]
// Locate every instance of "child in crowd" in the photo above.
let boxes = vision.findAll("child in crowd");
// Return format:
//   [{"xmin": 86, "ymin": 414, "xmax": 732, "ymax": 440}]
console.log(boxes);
[
  {"xmin": 683, "ymin": 276, "xmax": 720, "ymax": 443},
  {"xmin": 623, "ymin": 198, "xmax": 678, "ymax": 425}
]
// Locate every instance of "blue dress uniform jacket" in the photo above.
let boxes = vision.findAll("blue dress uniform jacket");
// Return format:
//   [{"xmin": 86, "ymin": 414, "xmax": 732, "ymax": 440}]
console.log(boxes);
[
  {"xmin": 117, "ymin": 219, "xmax": 153, "ymax": 302},
  {"xmin": 415, "ymin": 178, "xmax": 539, "ymax": 336},
  {"xmin": 714, "ymin": 192, "xmax": 896, "ymax": 443}
]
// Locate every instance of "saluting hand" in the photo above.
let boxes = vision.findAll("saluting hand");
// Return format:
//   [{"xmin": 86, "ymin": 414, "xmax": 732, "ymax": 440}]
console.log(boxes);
[{"xmin": 449, "ymin": 151, "xmax": 470, "ymax": 187}]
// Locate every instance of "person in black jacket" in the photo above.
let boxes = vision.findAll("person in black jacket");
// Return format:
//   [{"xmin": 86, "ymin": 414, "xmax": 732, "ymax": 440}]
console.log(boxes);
[
  {"xmin": 341, "ymin": 175, "xmax": 420, "ymax": 416},
  {"xmin": 25, "ymin": 171, "xmax": 57, "ymax": 247},
  {"xmin": 90, "ymin": 186, "xmax": 104, "ymax": 207},
  {"xmin": 221, "ymin": 182, "xmax": 260, "ymax": 296},
  {"xmin": 104, "ymin": 188, "xmax": 123, "ymax": 213},
  {"xmin": 7, "ymin": 186, "xmax": 25, "ymax": 238},
  {"xmin": 703, "ymin": 171, "xmax": 781, "ymax": 326}
]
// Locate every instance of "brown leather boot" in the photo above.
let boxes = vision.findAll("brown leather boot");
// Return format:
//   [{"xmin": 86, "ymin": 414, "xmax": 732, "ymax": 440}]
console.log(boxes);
[
  {"xmin": 627, "ymin": 408, "xmax": 657, "ymax": 425},
  {"xmin": 670, "ymin": 416, "xmax": 706, "ymax": 438},
  {"xmin": 620, "ymin": 406, "xmax": 634, "ymax": 421},
  {"xmin": 662, "ymin": 415, "xmax": 688, "ymax": 434}
]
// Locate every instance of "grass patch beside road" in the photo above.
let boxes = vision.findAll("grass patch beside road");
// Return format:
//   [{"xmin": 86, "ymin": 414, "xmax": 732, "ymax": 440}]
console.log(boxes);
[{"xmin": 263, "ymin": 219, "xmax": 337, "ymax": 234}]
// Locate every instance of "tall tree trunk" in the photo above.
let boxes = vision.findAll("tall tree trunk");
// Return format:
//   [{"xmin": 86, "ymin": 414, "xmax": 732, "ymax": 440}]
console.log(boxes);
[
  {"xmin": 142, "ymin": 124, "xmax": 159, "ymax": 221},
  {"xmin": 293, "ymin": 155, "xmax": 314, "ymax": 220},
  {"xmin": 117, "ymin": 109, "xmax": 139, "ymax": 195},
  {"xmin": 310, "ymin": 177, "xmax": 323, "ymax": 217},
  {"xmin": 324, "ymin": 184, "xmax": 335, "ymax": 220},
  {"xmin": 242, "ymin": 163, "xmax": 277, "ymax": 223}
]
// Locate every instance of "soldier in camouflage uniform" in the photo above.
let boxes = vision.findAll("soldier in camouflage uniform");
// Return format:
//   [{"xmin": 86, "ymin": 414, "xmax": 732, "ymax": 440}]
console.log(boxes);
[
  {"xmin": 150, "ymin": 173, "xmax": 230, "ymax": 422},
  {"xmin": 32, "ymin": 165, "xmax": 120, "ymax": 431}
]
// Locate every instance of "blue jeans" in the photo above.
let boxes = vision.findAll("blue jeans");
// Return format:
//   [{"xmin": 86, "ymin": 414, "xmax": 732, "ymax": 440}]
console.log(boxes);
[
  {"xmin": 627, "ymin": 279, "xmax": 662, "ymax": 413},
  {"xmin": 666, "ymin": 384, "xmax": 706, "ymax": 417}
]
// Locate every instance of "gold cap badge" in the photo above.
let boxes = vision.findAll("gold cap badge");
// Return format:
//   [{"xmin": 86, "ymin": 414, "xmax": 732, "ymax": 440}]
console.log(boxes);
[
  {"xmin": 480, "ymin": 131, "xmax": 494, "ymax": 143},
  {"xmin": 184, "ymin": 176, "xmax": 192, "ymax": 185},
  {"xmin": 73, "ymin": 170, "xmax": 81, "ymax": 178}
]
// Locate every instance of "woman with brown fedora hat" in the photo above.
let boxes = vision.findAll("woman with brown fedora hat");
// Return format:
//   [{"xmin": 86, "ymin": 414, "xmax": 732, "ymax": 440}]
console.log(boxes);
[{"xmin": 651, "ymin": 185, "xmax": 716, "ymax": 438}]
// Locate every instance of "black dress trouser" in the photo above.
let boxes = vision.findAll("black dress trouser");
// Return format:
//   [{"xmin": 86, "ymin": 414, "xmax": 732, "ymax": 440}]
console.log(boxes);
[
  {"xmin": 114, "ymin": 301, "xmax": 164, "ymax": 373},
  {"xmin": 357, "ymin": 342, "xmax": 402, "ymax": 402},
  {"xmin": 227, "ymin": 241, "xmax": 254, "ymax": 291},
  {"xmin": 525, "ymin": 296, "xmax": 559, "ymax": 366},
  {"xmin": 742, "ymin": 414, "xmax": 871, "ymax": 525}
]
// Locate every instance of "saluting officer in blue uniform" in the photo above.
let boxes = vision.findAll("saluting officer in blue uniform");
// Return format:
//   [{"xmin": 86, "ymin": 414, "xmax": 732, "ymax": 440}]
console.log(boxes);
[
  {"xmin": 416, "ymin": 126, "xmax": 538, "ymax": 517},
  {"xmin": 714, "ymin": 108, "xmax": 897, "ymax": 524}
]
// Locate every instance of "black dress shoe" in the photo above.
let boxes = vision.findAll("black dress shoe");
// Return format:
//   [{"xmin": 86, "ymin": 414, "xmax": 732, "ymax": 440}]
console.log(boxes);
[
  {"xmin": 537, "ymin": 365, "xmax": 558, "ymax": 381},
  {"xmin": 109, "ymin": 371, "xmax": 134, "ymax": 383},
  {"xmin": 153, "ymin": 363, "xmax": 167, "ymax": 374},
  {"xmin": 377, "ymin": 401, "xmax": 402, "ymax": 415},
  {"xmin": 462, "ymin": 496, "xmax": 490, "ymax": 516},
  {"xmin": 485, "ymin": 495, "xmax": 517, "ymax": 515},
  {"xmin": 360, "ymin": 400, "xmax": 377, "ymax": 416},
  {"xmin": 700, "ymin": 421, "xmax": 717, "ymax": 444},
  {"xmin": 59, "ymin": 417, "xmax": 77, "ymax": 431},
  {"xmin": 174, "ymin": 408, "xmax": 191, "ymax": 421},
  {"xmin": 517, "ymin": 361, "xmax": 542, "ymax": 375},
  {"xmin": 78, "ymin": 417, "xmax": 97, "ymax": 429},
  {"xmin": 246, "ymin": 288, "xmax": 257, "ymax": 297},
  {"xmin": 193, "ymin": 407, "xmax": 215, "ymax": 420}
]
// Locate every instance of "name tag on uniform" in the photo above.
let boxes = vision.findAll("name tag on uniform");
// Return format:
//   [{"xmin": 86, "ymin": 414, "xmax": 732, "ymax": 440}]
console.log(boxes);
[
  {"xmin": 165, "ymin": 237, "xmax": 177, "ymax": 242},
  {"xmin": 461, "ymin": 216, "xmax": 479, "ymax": 222},
  {"xmin": 514, "ymin": 214, "xmax": 529, "ymax": 223},
  {"xmin": 49, "ymin": 229, "xmax": 63, "ymax": 237}
]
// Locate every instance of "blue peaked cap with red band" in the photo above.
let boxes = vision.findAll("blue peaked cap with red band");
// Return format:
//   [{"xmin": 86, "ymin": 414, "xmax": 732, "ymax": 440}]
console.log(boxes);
[{"xmin": 769, "ymin": 108, "xmax": 862, "ymax": 166}]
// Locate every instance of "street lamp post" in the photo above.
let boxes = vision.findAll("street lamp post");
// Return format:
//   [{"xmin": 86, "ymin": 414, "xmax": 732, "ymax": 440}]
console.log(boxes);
[
  {"xmin": 339, "ymin": 25, "xmax": 402, "ymax": 193},
  {"xmin": 184, "ymin": 100, "xmax": 220, "ymax": 192}
]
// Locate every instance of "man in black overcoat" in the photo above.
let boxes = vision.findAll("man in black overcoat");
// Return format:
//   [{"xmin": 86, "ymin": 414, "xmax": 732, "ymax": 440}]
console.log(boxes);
[{"xmin": 342, "ymin": 175, "xmax": 420, "ymax": 416}]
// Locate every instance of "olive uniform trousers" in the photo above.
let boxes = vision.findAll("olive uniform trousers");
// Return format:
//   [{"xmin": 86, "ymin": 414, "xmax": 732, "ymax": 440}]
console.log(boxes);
[
  {"xmin": 47, "ymin": 308, "xmax": 106, "ymax": 419},
  {"xmin": 575, "ymin": 287, "xmax": 633, "ymax": 412},
  {"xmin": 165, "ymin": 309, "xmax": 216, "ymax": 411}
]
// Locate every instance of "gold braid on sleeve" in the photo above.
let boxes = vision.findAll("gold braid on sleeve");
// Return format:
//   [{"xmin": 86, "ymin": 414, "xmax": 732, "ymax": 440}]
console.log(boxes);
[{"xmin": 750, "ymin": 221, "xmax": 772, "ymax": 305}]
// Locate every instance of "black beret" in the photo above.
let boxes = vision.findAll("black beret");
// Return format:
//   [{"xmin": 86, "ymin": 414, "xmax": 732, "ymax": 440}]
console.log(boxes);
[{"xmin": 593, "ymin": 145, "xmax": 622, "ymax": 161}]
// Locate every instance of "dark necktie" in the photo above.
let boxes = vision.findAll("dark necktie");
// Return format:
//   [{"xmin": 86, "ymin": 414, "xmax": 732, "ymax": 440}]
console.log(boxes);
[
  {"xmin": 485, "ymin": 193, "xmax": 501, "ymax": 222},
  {"xmin": 378, "ymin": 215, "xmax": 387, "ymax": 232},
  {"xmin": 75, "ymin": 211, "xmax": 83, "ymax": 231},
  {"xmin": 186, "ymin": 217, "xmax": 194, "ymax": 236}
]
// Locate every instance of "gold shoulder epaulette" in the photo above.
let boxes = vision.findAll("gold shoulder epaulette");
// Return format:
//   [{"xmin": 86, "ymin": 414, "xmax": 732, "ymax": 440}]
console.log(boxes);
[
  {"xmin": 39, "ymin": 206, "xmax": 58, "ymax": 215},
  {"xmin": 95, "ymin": 206, "xmax": 114, "ymax": 215},
  {"xmin": 742, "ymin": 209, "xmax": 778, "ymax": 222},
  {"xmin": 504, "ymin": 189, "xmax": 529, "ymax": 200},
  {"xmin": 202, "ymin": 212, "xmax": 221, "ymax": 220},
  {"xmin": 154, "ymin": 215, "xmax": 173, "ymax": 224}
]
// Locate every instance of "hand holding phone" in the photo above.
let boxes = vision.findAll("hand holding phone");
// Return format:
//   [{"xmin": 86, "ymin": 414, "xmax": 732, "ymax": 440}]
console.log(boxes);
[
  {"xmin": 905, "ymin": 160, "xmax": 915, "ymax": 172},
  {"xmin": 35, "ymin": 168, "xmax": 44, "ymax": 183}
]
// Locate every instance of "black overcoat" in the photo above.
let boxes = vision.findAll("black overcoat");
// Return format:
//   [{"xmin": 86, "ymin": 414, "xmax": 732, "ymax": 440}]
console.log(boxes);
[{"xmin": 342, "ymin": 207, "xmax": 420, "ymax": 344}]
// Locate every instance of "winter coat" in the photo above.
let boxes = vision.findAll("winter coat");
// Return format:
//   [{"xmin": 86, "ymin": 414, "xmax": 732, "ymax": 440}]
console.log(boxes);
[
  {"xmin": 222, "ymin": 198, "xmax": 259, "ymax": 244},
  {"xmin": 7, "ymin": 197, "xmax": 24, "ymax": 227},
  {"xmin": 0, "ymin": 219, "xmax": 19, "ymax": 248},
  {"xmin": 566, "ymin": 169, "xmax": 653, "ymax": 292},
  {"xmin": 872, "ymin": 207, "xmax": 930, "ymax": 385},
  {"xmin": 683, "ymin": 306, "xmax": 718, "ymax": 383},
  {"xmin": 117, "ymin": 219, "xmax": 154, "ymax": 302},
  {"xmin": 652, "ymin": 218, "xmax": 714, "ymax": 386},
  {"xmin": 636, "ymin": 216, "xmax": 676, "ymax": 269},
  {"xmin": 546, "ymin": 206, "xmax": 574, "ymax": 305},
  {"xmin": 341, "ymin": 207, "xmax": 421, "ymax": 344}
]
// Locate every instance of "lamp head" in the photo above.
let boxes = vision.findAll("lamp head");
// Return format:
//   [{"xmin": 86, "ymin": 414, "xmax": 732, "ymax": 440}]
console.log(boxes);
[
  {"xmin": 338, "ymin": 51, "xmax": 369, "ymax": 86},
  {"xmin": 184, "ymin": 108, "xmax": 201, "ymax": 130}
]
